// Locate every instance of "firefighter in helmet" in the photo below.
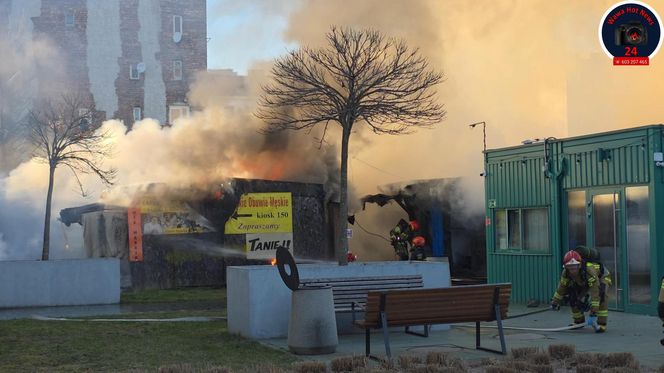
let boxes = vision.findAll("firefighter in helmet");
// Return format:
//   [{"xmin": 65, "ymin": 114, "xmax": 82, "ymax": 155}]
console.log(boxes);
[
  {"xmin": 410, "ymin": 235, "xmax": 427, "ymax": 261},
  {"xmin": 550, "ymin": 250, "xmax": 609, "ymax": 333},
  {"xmin": 408, "ymin": 220, "xmax": 427, "ymax": 261},
  {"xmin": 389, "ymin": 219, "xmax": 410, "ymax": 260}
]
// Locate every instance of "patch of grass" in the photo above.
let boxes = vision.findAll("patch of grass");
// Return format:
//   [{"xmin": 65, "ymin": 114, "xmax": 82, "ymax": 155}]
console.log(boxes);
[
  {"xmin": 156, "ymin": 363, "xmax": 232, "ymax": 372},
  {"xmin": 509, "ymin": 347, "xmax": 539, "ymax": 360},
  {"xmin": 0, "ymin": 318, "xmax": 296, "ymax": 372},
  {"xmin": 604, "ymin": 368, "xmax": 641, "ymax": 373},
  {"xmin": 528, "ymin": 352, "xmax": 550, "ymax": 365},
  {"xmin": 547, "ymin": 344, "xmax": 575, "ymax": 360},
  {"xmin": 605, "ymin": 352, "xmax": 637, "ymax": 368},
  {"xmin": 425, "ymin": 351, "xmax": 465, "ymax": 370},
  {"xmin": 577, "ymin": 365, "xmax": 602, "ymax": 373},
  {"xmin": 292, "ymin": 361, "xmax": 326, "ymax": 373},
  {"xmin": 436, "ymin": 368, "xmax": 468, "ymax": 373},
  {"xmin": 527, "ymin": 363, "xmax": 553, "ymax": 373},
  {"xmin": 576, "ymin": 352, "xmax": 603, "ymax": 367},
  {"xmin": 398, "ymin": 354, "xmax": 423, "ymax": 369},
  {"xmin": 484, "ymin": 366, "xmax": 518, "ymax": 373},
  {"xmin": 501, "ymin": 360, "xmax": 529, "ymax": 371},
  {"xmin": 330, "ymin": 355, "xmax": 367, "ymax": 372},
  {"xmin": 402, "ymin": 365, "xmax": 443, "ymax": 373},
  {"xmin": 242, "ymin": 364, "xmax": 290, "ymax": 373},
  {"xmin": 121, "ymin": 287, "xmax": 226, "ymax": 304},
  {"xmin": 81, "ymin": 309, "xmax": 226, "ymax": 320}
]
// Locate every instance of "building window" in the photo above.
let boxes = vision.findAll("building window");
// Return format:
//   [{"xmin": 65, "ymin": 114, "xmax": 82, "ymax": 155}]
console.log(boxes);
[
  {"xmin": 129, "ymin": 64, "xmax": 140, "ymax": 80},
  {"xmin": 173, "ymin": 60, "xmax": 183, "ymax": 80},
  {"xmin": 173, "ymin": 15, "xmax": 183, "ymax": 43},
  {"xmin": 133, "ymin": 107, "xmax": 142, "ymax": 121},
  {"xmin": 65, "ymin": 12, "xmax": 75, "ymax": 27},
  {"xmin": 78, "ymin": 108, "xmax": 91, "ymax": 130},
  {"xmin": 495, "ymin": 207, "xmax": 549, "ymax": 253},
  {"xmin": 169, "ymin": 105, "xmax": 190, "ymax": 123}
]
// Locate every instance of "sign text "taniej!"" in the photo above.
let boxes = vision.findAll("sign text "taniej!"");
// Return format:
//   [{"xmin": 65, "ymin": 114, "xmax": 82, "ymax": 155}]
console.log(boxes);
[{"xmin": 224, "ymin": 192, "xmax": 293, "ymax": 234}]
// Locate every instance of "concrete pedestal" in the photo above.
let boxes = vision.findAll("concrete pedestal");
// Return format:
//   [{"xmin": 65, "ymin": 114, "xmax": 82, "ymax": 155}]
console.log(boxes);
[
  {"xmin": 0, "ymin": 259, "xmax": 120, "ymax": 308},
  {"xmin": 228, "ymin": 261, "xmax": 450, "ymax": 339},
  {"xmin": 287, "ymin": 286, "xmax": 338, "ymax": 354}
]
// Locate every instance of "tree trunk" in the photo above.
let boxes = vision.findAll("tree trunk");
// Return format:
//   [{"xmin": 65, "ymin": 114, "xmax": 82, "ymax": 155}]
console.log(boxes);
[
  {"xmin": 337, "ymin": 126, "xmax": 350, "ymax": 265},
  {"xmin": 41, "ymin": 164, "xmax": 55, "ymax": 260}
]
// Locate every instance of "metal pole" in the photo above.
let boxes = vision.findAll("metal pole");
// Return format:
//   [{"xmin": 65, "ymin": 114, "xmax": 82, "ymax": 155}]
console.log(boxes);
[
  {"xmin": 469, "ymin": 121, "xmax": 487, "ymax": 176},
  {"xmin": 469, "ymin": 121, "xmax": 487, "ymax": 154}
]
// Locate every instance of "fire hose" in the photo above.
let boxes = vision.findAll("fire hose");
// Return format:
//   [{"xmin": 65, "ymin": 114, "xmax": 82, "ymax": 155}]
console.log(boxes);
[{"xmin": 453, "ymin": 308, "xmax": 590, "ymax": 332}]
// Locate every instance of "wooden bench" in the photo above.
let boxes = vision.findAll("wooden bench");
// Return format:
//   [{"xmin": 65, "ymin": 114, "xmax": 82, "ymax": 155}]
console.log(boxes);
[
  {"xmin": 299, "ymin": 275, "xmax": 423, "ymax": 312},
  {"xmin": 353, "ymin": 283, "xmax": 512, "ymax": 359}
]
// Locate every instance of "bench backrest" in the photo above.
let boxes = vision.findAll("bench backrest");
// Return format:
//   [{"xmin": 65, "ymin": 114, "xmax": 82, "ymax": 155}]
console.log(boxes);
[
  {"xmin": 300, "ymin": 275, "xmax": 423, "ymax": 310},
  {"xmin": 362, "ymin": 283, "xmax": 511, "ymax": 328}
]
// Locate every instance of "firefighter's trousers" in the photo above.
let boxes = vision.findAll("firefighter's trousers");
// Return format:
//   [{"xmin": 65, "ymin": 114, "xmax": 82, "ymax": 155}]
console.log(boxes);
[{"xmin": 572, "ymin": 287, "xmax": 609, "ymax": 327}]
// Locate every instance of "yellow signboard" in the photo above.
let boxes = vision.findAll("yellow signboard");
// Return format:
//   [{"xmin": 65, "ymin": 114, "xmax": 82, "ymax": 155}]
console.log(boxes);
[{"xmin": 224, "ymin": 192, "xmax": 293, "ymax": 234}]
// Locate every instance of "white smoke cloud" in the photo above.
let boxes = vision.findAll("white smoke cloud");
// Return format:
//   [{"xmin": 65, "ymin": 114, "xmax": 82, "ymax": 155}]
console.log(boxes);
[{"xmin": 0, "ymin": 69, "xmax": 340, "ymax": 260}]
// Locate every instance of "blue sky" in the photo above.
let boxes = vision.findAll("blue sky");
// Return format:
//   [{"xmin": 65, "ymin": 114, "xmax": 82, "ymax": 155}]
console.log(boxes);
[{"xmin": 206, "ymin": 0, "xmax": 300, "ymax": 74}]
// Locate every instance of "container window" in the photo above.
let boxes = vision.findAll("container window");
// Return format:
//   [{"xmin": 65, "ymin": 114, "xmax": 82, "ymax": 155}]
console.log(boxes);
[
  {"xmin": 495, "ymin": 207, "xmax": 549, "ymax": 253},
  {"xmin": 523, "ymin": 208, "xmax": 549, "ymax": 252},
  {"xmin": 495, "ymin": 210, "xmax": 507, "ymax": 250},
  {"xmin": 508, "ymin": 210, "xmax": 521, "ymax": 248}
]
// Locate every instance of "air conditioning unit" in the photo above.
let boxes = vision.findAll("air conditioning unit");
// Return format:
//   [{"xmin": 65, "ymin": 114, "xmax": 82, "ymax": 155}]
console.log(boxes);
[{"xmin": 173, "ymin": 32, "xmax": 182, "ymax": 43}]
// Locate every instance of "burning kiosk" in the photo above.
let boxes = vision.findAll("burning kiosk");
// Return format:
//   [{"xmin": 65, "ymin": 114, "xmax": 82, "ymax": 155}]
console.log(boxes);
[{"xmin": 59, "ymin": 178, "xmax": 330, "ymax": 290}]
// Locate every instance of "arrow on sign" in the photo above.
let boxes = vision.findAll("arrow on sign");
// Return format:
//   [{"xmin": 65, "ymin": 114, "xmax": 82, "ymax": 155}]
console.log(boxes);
[{"xmin": 231, "ymin": 211, "xmax": 253, "ymax": 220}]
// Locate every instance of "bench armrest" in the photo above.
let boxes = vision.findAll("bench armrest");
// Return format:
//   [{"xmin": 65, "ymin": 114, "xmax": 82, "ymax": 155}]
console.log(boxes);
[{"xmin": 351, "ymin": 301, "xmax": 366, "ymax": 322}]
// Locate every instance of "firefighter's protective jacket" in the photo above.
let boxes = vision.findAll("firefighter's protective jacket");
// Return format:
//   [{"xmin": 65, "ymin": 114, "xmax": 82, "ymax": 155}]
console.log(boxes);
[
  {"xmin": 552, "ymin": 264, "xmax": 605, "ymax": 313},
  {"xmin": 389, "ymin": 221, "xmax": 410, "ymax": 259}
]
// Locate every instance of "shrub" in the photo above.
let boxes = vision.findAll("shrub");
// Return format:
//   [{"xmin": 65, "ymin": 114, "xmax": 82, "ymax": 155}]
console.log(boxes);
[
  {"xmin": 547, "ymin": 344, "xmax": 576, "ymax": 360},
  {"xmin": 330, "ymin": 355, "xmax": 367, "ymax": 372},
  {"xmin": 529, "ymin": 353, "xmax": 550, "ymax": 366},
  {"xmin": 510, "ymin": 347, "xmax": 539, "ymax": 360},
  {"xmin": 605, "ymin": 352, "xmax": 637, "ymax": 368},
  {"xmin": 576, "ymin": 365, "xmax": 602, "ymax": 373},
  {"xmin": 398, "ymin": 355, "xmax": 423, "ymax": 369}
]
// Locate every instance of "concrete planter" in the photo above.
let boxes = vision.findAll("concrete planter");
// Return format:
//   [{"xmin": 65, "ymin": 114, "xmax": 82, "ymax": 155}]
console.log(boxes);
[
  {"xmin": 0, "ymin": 258, "xmax": 121, "ymax": 308},
  {"xmin": 287, "ymin": 286, "xmax": 338, "ymax": 354},
  {"xmin": 227, "ymin": 260, "xmax": 450, "ymax": 339}
]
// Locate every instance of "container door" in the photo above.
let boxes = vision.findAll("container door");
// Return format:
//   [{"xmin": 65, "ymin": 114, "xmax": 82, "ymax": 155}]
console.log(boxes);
[
  {"xmin": 588, "ymin": 190, "xmax": 622, "ymax": 311},
  {"xmin": 624, "ymin": 186, "xmax": 651, "ymax": 311}
]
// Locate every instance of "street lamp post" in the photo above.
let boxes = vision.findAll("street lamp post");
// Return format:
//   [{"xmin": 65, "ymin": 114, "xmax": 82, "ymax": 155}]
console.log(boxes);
[{"xmin": 469, "ymin": 121, "xmax": 487, "ymax": 177}]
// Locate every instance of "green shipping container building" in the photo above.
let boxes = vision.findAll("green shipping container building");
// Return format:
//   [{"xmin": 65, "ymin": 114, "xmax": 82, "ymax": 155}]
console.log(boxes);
[{"xmin": 484, "ymin": 124, "xmax": 664, "ymax": 315}]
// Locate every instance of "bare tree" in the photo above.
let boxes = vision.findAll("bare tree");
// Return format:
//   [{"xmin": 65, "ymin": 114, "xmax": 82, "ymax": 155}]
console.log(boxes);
[
  {"xmin": 257, "ymin": 26, "xmax": 445, "ymax": 265},
  {"xmin": 28, "ymin": 93, "xmax": 116, "ymax": 260}
]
